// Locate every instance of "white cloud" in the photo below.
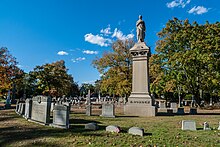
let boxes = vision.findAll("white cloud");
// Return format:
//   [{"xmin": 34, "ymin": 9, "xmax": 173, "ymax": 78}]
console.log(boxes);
[
  {"xmin": 82, "ymin": 80, "xmax": 95, "ymax": 84},
  {"xmin": 83, "ymin": 50, "xmax": 98, "ymax": 55},
  {"xmin": 76, "ymin": 57, "xmax": 85, "ymax": 61},
  {"xmin": 112, "ymin": 28, "xmax": 134, "ymax": 40},
  {"xmin": 188, "ymin": 6, "xmax": 209, "ymax": 15},
  {"xmin": 167, "ymin": 0, "xmax": 191, "ymax": 8},
  {"xmin": 57, "ymin": 51, "xmax": 68, "ymax": 55},
  {"xmin": 100, "ymin": 25, "xmax": 111, "ymax": 36},
  {"xmin": 84, "ymin": 33, "xmax": 112, "ymax": 47},
  {"xmin": 71, "ymin": 57, "xmax": 86, "ymax": 63}
]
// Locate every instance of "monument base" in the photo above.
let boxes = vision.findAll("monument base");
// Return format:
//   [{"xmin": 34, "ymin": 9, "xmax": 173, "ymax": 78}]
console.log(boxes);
[
  {"xmin": 124, "ymin": 93, "xmax": 156, "ymax": 117},
  {"xmin": 124, "ymin": 104, "xmax": 156, "ymax": 117}
]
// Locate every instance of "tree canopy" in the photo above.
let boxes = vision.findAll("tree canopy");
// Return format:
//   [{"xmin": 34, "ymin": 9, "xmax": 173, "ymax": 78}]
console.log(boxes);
[
  {"xmin": 92, "ymin": 40, "xmax": 134, "ymax": 98},
  {"xmin": 151, "ymin": 18, "xmax": 220, "ymax": 103},
  {"xmin": 29, "ymin": 60, "xmax": 79, "ymax": 97},
  {"xmin": 0, "ymin": 47, "xmax": 24, "ymax": 98}
]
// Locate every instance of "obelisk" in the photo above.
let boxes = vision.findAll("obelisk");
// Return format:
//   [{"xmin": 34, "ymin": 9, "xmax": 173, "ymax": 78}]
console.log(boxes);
[{"xmin": 124, "ymin": 15, "xmax": 156, "ymax": 117}]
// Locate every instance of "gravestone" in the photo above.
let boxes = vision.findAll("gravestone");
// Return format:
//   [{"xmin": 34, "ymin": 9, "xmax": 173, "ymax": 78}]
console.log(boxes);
[
  {"xmin": 100, "ymin": 103, "xmax": 115, "ymax": 117},
  {"xmin": 85, "ymin": 122, "xmax": 98, "ymax": 130},
  {"xmin": 24, "ymin": 98, "xmax": 32, "ymax": 119},
  {"xmin": 51, "ymin": 104, "xmax": 69, "ymax": 129},
  {"xmin": 203, "ymin": 122, "xmax": 211, "ymax": 130},
  {"xmin": 159, "ymin": 101, "xmax": 166, "ymax": 108},
  {"xmin": 218, "ymin": 122, "xmax": 220, "ymax": 130},
  {"xmin": 30, "ymin": 95, "xmax": 51, "ymax": 125},
  {"xmin": 177, "ymin": 107, "xmax": 185, "ymax": 115},
  {"xmin": 18, "ymin": 102, "xmax": 25, "ymax": 115},
  {"xmin": 106, "ymin": 125, "xmax": 121, "ymax": 133},
  {"xmin": 182, "ymin": 120, "xmax": 196, "ymax": 130},
  {"xmin": 189, "ymin": 108, "xmax": 197, "ymax": 115},
  {"xmin": 4, "ymin": 90, "xmax": 11, "ymax": 109},
  {"xmin": 128, "ymin": 127, "xmax": 144, "ymax": 136},
  {"xmin": 170, "ymin": 102, "xmax": 177, "ymax": 113},
  {"xmin": 167, "ymin": 108, "xmax": 173, "ymax": 115},
  {"xmin": 51, "ymin": 102, "xmax": 55, "ymax": 112},
  {"xmin": 86, "ymin": 90, "xmax": 91, "ymax": 116},
  {"xmin": 15, "ymin": 101, "xmax": 19, "ymax": 113}
]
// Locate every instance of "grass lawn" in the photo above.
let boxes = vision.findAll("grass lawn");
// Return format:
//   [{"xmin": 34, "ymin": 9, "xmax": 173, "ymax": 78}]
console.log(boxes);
[{"xmin": 1, "ymin": 107, "xmax": 220, "ymax": 147}]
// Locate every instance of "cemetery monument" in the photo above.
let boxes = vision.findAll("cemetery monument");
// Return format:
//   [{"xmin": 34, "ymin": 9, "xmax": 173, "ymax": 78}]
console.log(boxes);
[{"xmin": 124, "ymin": 15, "xmax": 156, "ymax": 116}]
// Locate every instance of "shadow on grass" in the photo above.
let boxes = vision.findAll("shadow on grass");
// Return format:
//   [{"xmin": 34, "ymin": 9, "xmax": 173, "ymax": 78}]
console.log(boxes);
[
  {"xmin": 116, "ymin": 115, "xmax": 139, "ymax": 118},
  {"xmin": 0, "ymin": 115, "xmax": 20, "ymax": 122},
  {"xmin": 0, "ymin": 127, "xmax": 67, "ymax": 146},
  {"xmin": 0, "ymin": 111, "xmax": 106, "ymax": 146},
  {"xmin": 70, "ymin": 118, "xmax": 101, "ymax": 124}
]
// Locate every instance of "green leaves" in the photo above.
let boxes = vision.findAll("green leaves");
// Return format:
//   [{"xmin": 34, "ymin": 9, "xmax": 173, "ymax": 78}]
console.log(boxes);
[
  {"xmin": 152, "ymin": 18, "xmax": 220, "ymax": 103},
  {"xmin": 92, "ymin": 40, "xmax": 134, "ymax": 97}
]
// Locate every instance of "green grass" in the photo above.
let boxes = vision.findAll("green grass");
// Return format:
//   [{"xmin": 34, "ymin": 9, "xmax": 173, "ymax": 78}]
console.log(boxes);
[{"xmin": 1, "ymin": 109, "xmax": 220, "ymax": 146}]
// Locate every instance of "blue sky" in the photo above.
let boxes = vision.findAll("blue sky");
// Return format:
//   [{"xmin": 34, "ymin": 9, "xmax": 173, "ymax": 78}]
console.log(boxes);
[{"xmin": 0, "ymin": 0, "xmax": 219, "ymax": 85}]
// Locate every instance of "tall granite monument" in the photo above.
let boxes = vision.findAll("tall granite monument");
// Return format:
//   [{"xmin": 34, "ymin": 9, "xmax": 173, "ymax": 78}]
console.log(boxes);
[{"xmin": 124, "ymin": 15, "xmax": 156, "ymax": 117}]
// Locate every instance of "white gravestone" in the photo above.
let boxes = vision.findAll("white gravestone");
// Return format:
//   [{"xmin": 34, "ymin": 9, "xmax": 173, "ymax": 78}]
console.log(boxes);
[
  {"xmin": 182, "ymin": 120, "xmax": 196, "ymax": 131},
  {"xmin": 30, "ymin": 95, "xmax": 51, "ymax": 125},
  {"xmin": 100, "ymin": 103, "xmax": 115, "ymax": 117},
  {"xmin": 51, "ymin": 104, "xmax": 70, "ymax": 129},
  {"xmin": 106, "ymin": 125, "xmax": 121, "ymax": 133},
  {"xmin": 128, "ymin": 127, "xmax": 144, "ymax": 136}
]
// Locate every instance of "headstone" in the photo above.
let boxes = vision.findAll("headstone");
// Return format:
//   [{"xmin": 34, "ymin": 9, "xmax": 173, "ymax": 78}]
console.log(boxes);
[
  {"xmin": 30, "ymin": 95, "xmax": 51, "ymax": 125},
  {"xmin": 177, "ymin": 107, "xmax": 184, "ymax": 115},
  {"xmin": 203, "ymin": 122, "xmax": 211, "ymax": 130},
  {"xmin": 170, "ymin": 102, "xmax": 177, "ymax": 113},
  {"xmin": 15, "ymin": 102, "xmax": 19, "ymax": 113},
  {"xmin": 24, "ymin": 98, "xmax": 32, "ymax": 119},
  {"xmin": 218, "ymin": 122, "xmax": 220, "ymax": 130},
  {"xmin": 182, "ymin": 120, "xmax": 196, "ymax": 130},
  {"xmin": 18, "ymin": 103, "xmax": 25, "ymax": 115},
  {"xmin": 106, "ymin": 125, "xmax": 121, "ymax": 133},
  {"xmin": 189, "ymin": 108, "xmax": 197, "ymax": 115},
  {"xmin": 51, "ymin": 104, "xmax": 69, "ymax": 129},
  {"xmin": 4, "ymin": 90, "xmax": 11, "ymax": 109},
  {"xmin": 159, "ymin": 101, "xmax": 166, "ymax": 108},
  {"xmin": 100, "ymin": 103, "xmax": 115, "ymax": 117},
  {"xmin": 51, "ymin": 102, "xmax": 55, "ymax": 112},
  {"xmin": 128, "ymin": 127, "xmax": 144, "ymax": 136},
  {"xmin": 167, "ymin": 108, "xmax": 173, "ymax": 114},
  {"xmin": 86, "ymin": 90, "xmax": 91, "ymax": 116},
  {"xmin": 85, "ymin": 122, "xmax": 98, "ymax": 130}
]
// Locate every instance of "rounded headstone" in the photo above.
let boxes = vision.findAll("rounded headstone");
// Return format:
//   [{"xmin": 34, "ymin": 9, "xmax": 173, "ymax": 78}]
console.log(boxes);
[
  {"xmin": 85, "ymin": 122, "xmax": 98, "ymax": 130},
  {"xmin": 106, "ymin": 125, "xmax": 121, "ymax": 133},
  {"xmin": 128, "ymin": 127, "xmax": 144, "ymax": 136}
]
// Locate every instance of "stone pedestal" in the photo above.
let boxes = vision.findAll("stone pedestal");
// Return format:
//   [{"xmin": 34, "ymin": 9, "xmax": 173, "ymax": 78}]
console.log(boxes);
[{"xmin": 124, "ymin": 42, "xmax": 156, "ymax": 117}]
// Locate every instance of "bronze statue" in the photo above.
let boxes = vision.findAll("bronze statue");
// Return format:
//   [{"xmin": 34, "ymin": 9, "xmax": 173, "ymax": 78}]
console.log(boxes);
[{"xmin": 136, "ymin": 15, "xmax": 146, "ymax": 42}]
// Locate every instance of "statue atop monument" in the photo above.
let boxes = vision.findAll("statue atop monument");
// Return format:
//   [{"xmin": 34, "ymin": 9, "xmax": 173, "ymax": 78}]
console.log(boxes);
[{"xmin": 136, "ymin": 15, "xmax": 146, "ymax": 42}]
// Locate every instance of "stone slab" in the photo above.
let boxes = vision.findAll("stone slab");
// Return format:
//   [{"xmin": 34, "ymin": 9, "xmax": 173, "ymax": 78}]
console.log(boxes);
[
  {"xmin": 124, "ymin": 104, "xmax": 156, "ymax": 117},
  {"xmin": 24, "ymin": 99, "xmax": 32, "ymax": 119},
  {"xmin": 85, "ymin": 122, "xmax": 98, "ymax": 130},
  {"xmin": 189, "ymin": 108, "xmax": 197, "ymax": 115},
  {"xmin": 128, "ymin": 127, "xmax": 144, "ymax": 136},
  {"xmin": 106, "ymin": 125, "xmax": 121, "ymax": 133},
  {"xmin": 86, "ymin": 105, "xmax": 91, "ymax": 116},
  {"xmin": 177, "ymin": 107, "xmax": 184, "ymax": 115},
  {"xmin": 52, "ymin": 104, "xmax": 69, "ymax": 129},
  {"xmin": 100, "ymin": 103, "xmax": 115, "ymax": 117},
  {"xmin": 30, "ymin": 95, "xmax": 51, "ymax": 124},
  {"xmin": 182, "ymin": 120, "xmax": 196, "ymax": 131}
]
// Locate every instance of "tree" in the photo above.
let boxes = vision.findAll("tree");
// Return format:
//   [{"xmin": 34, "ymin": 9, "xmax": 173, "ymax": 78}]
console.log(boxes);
[
  {"xmin": 29, "ymin": 60, "xmax": 79, "ymax": 97},
  {"xmin": 0, "ymin": 47, "xmax": 24, "ymax": 99},
  {"xmin": 92, "ymin": 39, "xmax": 134, "ymax": 98},
  {"xmin": 154, "ymin": 18, "xmax": 220, "ymax": 104}
]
